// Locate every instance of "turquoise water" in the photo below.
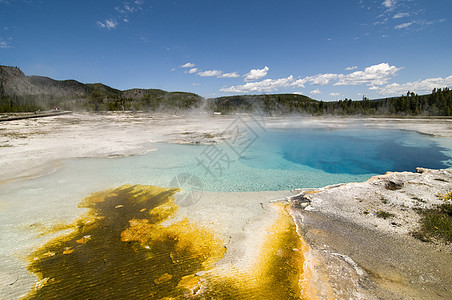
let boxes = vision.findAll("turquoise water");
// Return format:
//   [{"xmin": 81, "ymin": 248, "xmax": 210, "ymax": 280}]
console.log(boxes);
[
  {"xmin": 4, "ymin": 127, "xmax": 450, "ymax": 198},
  {"xmin": 246, "ymin": 128, "xmax": 451, "ymax": 175}
]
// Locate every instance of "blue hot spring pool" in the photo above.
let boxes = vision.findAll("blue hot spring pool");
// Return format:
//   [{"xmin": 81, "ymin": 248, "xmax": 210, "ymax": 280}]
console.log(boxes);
[{"xmin": 2, "ymin": 127, "xmax": 451, "ymax": 202}]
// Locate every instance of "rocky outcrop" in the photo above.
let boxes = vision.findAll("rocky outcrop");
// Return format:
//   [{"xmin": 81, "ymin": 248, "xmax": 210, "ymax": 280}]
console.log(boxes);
[
  {"xmin": 290, "ymin": 168, "xmax": 452, "ymax": 235},
  {"xmin": 289, "ymin": 168, "xmax": 452, "ymax": 299}
]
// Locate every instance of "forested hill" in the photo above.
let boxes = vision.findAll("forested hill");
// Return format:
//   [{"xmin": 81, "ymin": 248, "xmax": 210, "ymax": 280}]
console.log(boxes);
[
  {"xmin": 207, "ymin": 89, "xmax": 452, "ymax": 116},
  {"xmin": 317, "ymin": 89, "xmax": 452, "ymax": 116},
  {"xmin": 207, "ymin": 94, "xmax": 319, "ymax": 115},
  {"xmin": 1, "ymin": 65, "xmax": 451, "ymax": 116},
  {"xmin": 0, "ymin": 66, "xmax": 203, "ymax": 112}
]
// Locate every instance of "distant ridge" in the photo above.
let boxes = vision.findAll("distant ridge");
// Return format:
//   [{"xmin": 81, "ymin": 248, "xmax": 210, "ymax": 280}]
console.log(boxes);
[{"xmin": 0, "ymin": 66, "xmax": 203, "ymax": 112}]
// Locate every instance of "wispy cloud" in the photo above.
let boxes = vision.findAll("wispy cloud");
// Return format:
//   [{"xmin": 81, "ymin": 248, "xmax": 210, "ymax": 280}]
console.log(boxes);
[
  {"xmin": 365, "ymin": 0, "xmax": 436, "ymax": 33},
  {"xmin": 393, "ymin": 12, "xmax": 409, "ymax": 19},
  {"xmin": 186, "ymin": 68, "xmax": 198, "ymax": 74},
  {"xmin": 97, "ymin": 19, "xmax": 118, "ymax": 29},
  {"xmin": 330, "ymin": 92, "xmax": 341, "ymax": 97},
  {"xmin": 304, "ymin": 73, "xmax": 338, "ymax": 85},
  {"xmin": 243, "ymin": 66, "xmax": 269, "ymax": 81},
  {"xmin": 395, "ymin": 22, "xmax": 413, "ymax": 29},
  {"xmin": 179, "ymin": 63, "xmax": 239, "ymax": 79},
  {"xmin": 310, "ymin": 89, "xmax": 321, "ymax": 95},
  {"xmin": 219, "ymin": 72, "xmax": 240, "ymax": 78},
  {"xmin": 382, "ymin": 0, "xmax": 396, "ymax": 9},
  {"xmin": 345, "ymin": 66, "xmax": 358, "ymax": 71},
  {"xmin": 375, "ymin": 75, "xmax": 452, "ymax": 95},
  {"xmin": 0, "ymin": 36, "xmax": 11, "ymax": 48},
  {"xmin": 98, "ymin": 0, "xmax": 144, "ymax": 30},
  {"xmin": 180, "ymin": 62, "xmax": 195, "ymax": 68},
  {"xmin": 197, "ymin": 70, "xmax": 223, "ymax": 77}
]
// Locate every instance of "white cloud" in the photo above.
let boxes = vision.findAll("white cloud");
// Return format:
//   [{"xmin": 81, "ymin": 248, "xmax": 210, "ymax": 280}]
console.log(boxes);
[
  {"xmin": 393, "ymin": 12, "xmax": 409, "ymax": 19},
  {"xmin": 97, "ymin": 19, "xmax": 118, "ymax": 29},
  {"xmin": 182, "ymin": 65, "xmax": 239, "ymax": 78},
  {"xmin": 220, "ymin": 75, "xmax": 297, "ymax": 93},
  {"xmin": 292, "ymin": 79, "xmax": 307, "ymax": 88},
  {"xmin": 244, "ymin": 66, "xmax": 269, "ymax": 81},
  {"xmin": 345, "ymin": 66, "xmax": 358, "ymax": 71},
  {"xmin": 310, "ymin": 89, "xmax": 321, "ymax": 95},
  {"xmin": 369, "ymin": 86, "xmax": 380, "ymax": 90},
  {"xmin": 378, "ymin": 75, "xmax": 452, "ymax": 95},
  {"xmin": 334, "ymin": 63, "xmax": 401, "ymax": 86},
  {"xmin": 395, "ymin": 22, "xmax": 413, "ymax": 29},
  {"xmin": 382, "ymin": 0, "xmax": 396, "ymax": 9},
  {"xmin": 116, "ymin": 1, "xmax": 143, "ymax": 14},
  {"xmin": 197, "ymin": 70, "xmax": 223, "ymax": 77},
  {"xmin": 219, "ymin": 63, "xmax": 401, "ymax": 94},
  {"xmin": 303, "ymin": 63, "xmax": 400, "ymax": 85},
  {"xmin": 0, "ymin": 41, "xmax": 9, "ymax": 48},
  {"xmin": 219, "ymin": 72, "xmax": 240, "ymax": 78},
  {"xmin": 103, "ymin": 1, "xmax": 143, "ymax": 28},
  {"xmin": 181, "ymin": 62, "xmax": 195, "ymax": 68},
  {"xmin": 0, "ymin": 37, "xmax": 10, "ymax": 48},
  {"xmin": 368, "ymin": 0, "xmax": 434, "ymax": 34},
  {"xmin": 304, "ymin": 73, "xmax": 339, "ymax": 85},
  {"xmin": 329, "ymin": 92, "xmax": 340, "ymax": 97},
  {"xmin": 105, "ymin": 19, "xmax": 118, "ymax": 29}
]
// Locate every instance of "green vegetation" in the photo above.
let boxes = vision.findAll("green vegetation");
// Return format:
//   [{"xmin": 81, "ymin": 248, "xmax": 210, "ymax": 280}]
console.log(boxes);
[
  {"xmin": 208, "ymin": 94, "xmax": 317, "ymax": 115},
  {"xmin": 416, "ymin": 203, "xmax": 452, "ymax": 243},
  {"xmin": 376, "ymin": 210, "xmax": 394, "ymax": 219}
]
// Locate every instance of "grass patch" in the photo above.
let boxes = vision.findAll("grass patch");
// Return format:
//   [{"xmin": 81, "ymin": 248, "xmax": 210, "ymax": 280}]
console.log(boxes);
[
  {"xmin": 376, "ymin": 210, "xmax": 394, "ymax": 219},
  {"xmin": 417, "ymin": 203, "xmax": 452, "ymax": 243}
]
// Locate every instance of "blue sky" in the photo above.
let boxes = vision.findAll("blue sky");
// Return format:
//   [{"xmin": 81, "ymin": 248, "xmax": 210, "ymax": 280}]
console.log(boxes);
[{"xmin": 1, "ymin": 0, "xmax": 451, "ymax": 100}]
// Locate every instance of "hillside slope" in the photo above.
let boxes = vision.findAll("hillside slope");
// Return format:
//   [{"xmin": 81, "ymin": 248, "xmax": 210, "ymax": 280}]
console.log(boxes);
[{"xmin": 0, "ymin": 66, "xmax": 204, "ymax": 112}]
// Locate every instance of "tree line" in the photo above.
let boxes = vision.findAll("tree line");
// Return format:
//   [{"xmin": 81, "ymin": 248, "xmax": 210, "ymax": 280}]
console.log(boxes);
[
  {"xmin": 209, "ymin": 88, "xmax": 452, "ymax": 116},
  {"xmin": 1, "ymin": 86, "xmax": 451, "ymax": 116}
]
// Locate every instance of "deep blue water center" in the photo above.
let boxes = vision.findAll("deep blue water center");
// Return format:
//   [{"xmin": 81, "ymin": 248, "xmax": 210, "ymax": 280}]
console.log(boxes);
[{"xmin": 251, "ymin": 128, "xmax": 450, "ymax": 175}]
